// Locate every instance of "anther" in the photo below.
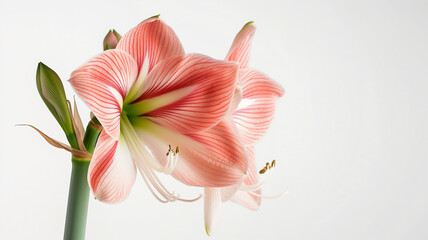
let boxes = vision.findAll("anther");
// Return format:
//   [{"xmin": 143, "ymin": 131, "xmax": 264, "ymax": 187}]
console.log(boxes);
[{"xmin": 270, "ymin": 160, "xmax": 276, "ymax": 169}]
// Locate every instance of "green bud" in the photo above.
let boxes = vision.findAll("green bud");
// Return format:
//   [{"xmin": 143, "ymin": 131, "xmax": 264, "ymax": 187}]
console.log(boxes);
[{"xmin": 36, "ymin": 62, "xmax": 77, "ymax": 148}]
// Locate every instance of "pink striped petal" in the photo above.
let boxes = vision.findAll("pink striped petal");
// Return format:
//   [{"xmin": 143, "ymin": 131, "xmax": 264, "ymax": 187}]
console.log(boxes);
[
  {"xmin": 230, "ymin": 146, "xmax": 261, "ymax": 210},
  {"xmin": 116, "ymin": 16, "xmax": 184, "ymax": 72},
  {"xmin": 227, "ymin": 86, "xmax": 242, "ymax": 115},
  {"xmin": 230, "ymin": 189, "xmax": 260, "ymax": 211},
  {"xmin": 233, "ymin": 69, "xmax": 284, "ymax": 145},
  {"xmin": 88, "ymin": 130, "xmax": 136, "ymax": 203},
  {"xmin": 69, "ymin": 50, "xmax": 138, "ymax": 140},
  {"xmin": 225, "ymin": 22, "xmax": 256, "ymax": 68},
  {"xmin": 174, "ymin": 120, "xmax": 248, "ymax": 187},
  {"xmin": 138, "ymin": 54, "xmax": 238, "ymax": 134},
  {"xmin": 240, "ymin": 69, "xmax": 284, "ymax": 98},
  {"xmin": 220, "ymin": 145, "xmax": 257, "ymax": 202},
  {"xmin": 220, "ymin": 180, "xmax": 243, "ymax": 202},
  {"xmin": 132, "ymin": 118, "xmax": 248, "ymax": 187}
]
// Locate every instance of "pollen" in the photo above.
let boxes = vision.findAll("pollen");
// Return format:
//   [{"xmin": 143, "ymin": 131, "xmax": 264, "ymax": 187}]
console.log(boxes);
[
  {"xmin": 166, "ymin": 144, "xmax": 180, "ymax": 156},
  {"xmin": 259, "ymin": 160, "xmax": 276, "ymax": 174},
  {"xmin": 270, "ymin": 160, "xmax": 276, "ymax": 169}
]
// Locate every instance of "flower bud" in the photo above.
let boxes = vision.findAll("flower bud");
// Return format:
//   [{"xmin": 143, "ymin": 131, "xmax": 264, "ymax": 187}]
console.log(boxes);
[
  {"xmin": 103, "ymin": 29, "xmax": 122, "ymax": 50},
  {"xmin": 36, "ymin": 62, "xmax": 77, "ymax": 147}
]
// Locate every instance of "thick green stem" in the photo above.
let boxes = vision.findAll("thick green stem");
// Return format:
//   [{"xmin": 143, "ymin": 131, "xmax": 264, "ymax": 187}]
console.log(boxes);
[
  {"xmin": 64, "ymin": 158, "xmax": 90, "ymax": 240},
  {"xmin": 64, "ymin": 121, "xmax": 101, "ymax": 240}
]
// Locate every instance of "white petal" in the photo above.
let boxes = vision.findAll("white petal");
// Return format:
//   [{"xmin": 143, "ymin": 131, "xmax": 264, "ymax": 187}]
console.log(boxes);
[{"xmin": 204, "ymin": 187, "xmax": 222, "ymax": 236}]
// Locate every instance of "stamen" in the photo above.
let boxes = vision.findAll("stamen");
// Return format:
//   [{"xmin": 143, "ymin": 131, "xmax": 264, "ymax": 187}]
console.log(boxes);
[
  {"xmin": 259, "ymin": 160, "xmax": 276, "ymax": 174},
  {"xmin": 121, "ymin": 114, "xmax": 200, "ymax": 203},
  {"xmin": 136, "ymin": 160, "xmax": 202, "ymax": 203},
  {"xmin": 164, "ymin": 144, "xmax": 179, "ymax": 173},
  {"xmin": 241, "ymin": 160, "xmax": 276, "ymax": 192},
  {"xmin": 247, "ymin": 190, "xmax": 288, "ymax": 199},
  {"xmin": 270, "ymin": 160, "xmax": 276, "ymax": 168},
  {"xmin": 122, "ymin": 115, "xmax": 177, "ymax": 174}
]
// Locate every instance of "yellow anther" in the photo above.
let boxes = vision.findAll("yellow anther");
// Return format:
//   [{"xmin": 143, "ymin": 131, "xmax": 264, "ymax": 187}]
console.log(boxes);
[
  {"xmin": 166, "ymin": 145, "xmax": 180, "ymax": 156},
  {"xmin": 259, "ymin": 166, "xmax": 268, "ymax": 174},
  {"xmin": 260, "ymin": 160, "xmax": 277, "ymax": 173},
  {"xmin": 270, "ymin": 160, "xmax": 276, "ymax": 168}
]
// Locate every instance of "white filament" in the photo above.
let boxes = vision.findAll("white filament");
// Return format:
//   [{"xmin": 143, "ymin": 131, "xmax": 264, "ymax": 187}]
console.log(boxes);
[
  {"xmin": 122, "ymin": 115, "xmax": 175, "ymax": 174},
  {"xmin": 121, "ymin": 114, "xmax": 201, "ymax": 203},
  {"xmin": 247, "ymin": 190, "xmax": 288, "ymax": 199},
  {"xmin": 239, "ymin": 167, "xmax": 275, "ymax": 192}
]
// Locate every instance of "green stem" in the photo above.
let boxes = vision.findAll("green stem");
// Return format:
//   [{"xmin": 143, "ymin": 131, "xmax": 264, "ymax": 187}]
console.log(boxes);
[
  {"xmin": 64, "ymin": 158, "xmax": 90, "ymax": 240},
  {"xmin": 64, "ymin": 121, "xmax": 101, "ymax": 240}
]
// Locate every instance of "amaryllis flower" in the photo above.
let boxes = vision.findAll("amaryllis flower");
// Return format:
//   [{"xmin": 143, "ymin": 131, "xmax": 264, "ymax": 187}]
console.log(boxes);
[
  {"xmin": 203, "ymin": 22, "xmax": 284, "ymax": 234},
  {"xmin": 69, "ymin": 16, "xmax": 248, "ymax": 203}
]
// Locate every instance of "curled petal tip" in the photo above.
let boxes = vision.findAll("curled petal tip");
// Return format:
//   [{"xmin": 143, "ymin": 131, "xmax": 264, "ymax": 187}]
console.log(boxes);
[
  {"xmin": 143, "ymin": 14, "xmax": 161, "ymax": 23},
  {"xmin": 244, "ymin": 21, "xmax": 255, "ymax": 27},
  {"xmin": 205, "ymin": 225, "xmax": 211, "ymax": 236}
]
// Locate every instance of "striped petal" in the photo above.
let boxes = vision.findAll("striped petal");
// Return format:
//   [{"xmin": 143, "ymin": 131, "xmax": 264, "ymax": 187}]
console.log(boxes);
[
  {"xmin": 88, "ymin": 130, "xmax": 137, "ymax": 203},
  {"xmin": 174, "ymin": 120, "xmax": 247, "ymax": 187},
  {"xmin": 233, "ymin": 69, "xmax": 284, "ymax": 145},
  {"xmin": 230, "ymin": 146, "xmax": 261, "ymax": 210},
  {"xmin": 131, "ymin": 118, "xmax": 248, "ymax": 187},
  {"xmin": 69, "ymin": 50, "xmax": 138, "ymax": 140},
  {"xmin": 116, "ymin": 16, "xmax": 184, "ymax": 73},
  {"xmin": 204, "ymin": 188, "xmax": 222, "ymax": 236},
  {"xmin": 220, "ymin": 179, "xmax": 243, "ymax": 202},
  {"xmin": 129, "ymin": 54, "xmax": 238, "ymax": 134},
  {"xmin": 225, "ymin": 22, "xmax": 256, "ymax": 68}
]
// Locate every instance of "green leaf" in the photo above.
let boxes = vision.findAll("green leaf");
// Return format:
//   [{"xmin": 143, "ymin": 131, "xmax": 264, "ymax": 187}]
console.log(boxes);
[{"xmin": 36, "ymin": 62, "xmax": 77, "ymax": 148}]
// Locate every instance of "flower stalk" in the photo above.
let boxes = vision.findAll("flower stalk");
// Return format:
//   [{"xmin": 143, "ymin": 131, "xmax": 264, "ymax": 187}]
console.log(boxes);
[{"xmin": 64, "ymin": 120, "xmax": 102, "ymax": 240}]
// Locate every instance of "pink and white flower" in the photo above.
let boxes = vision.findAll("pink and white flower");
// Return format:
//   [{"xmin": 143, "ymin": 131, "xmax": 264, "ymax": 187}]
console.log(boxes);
[
  {"xmin": 204, "ymin": 22, "xmax": 284, "ymax": 235},
  {"xmin": 69, "ymin": 16, "xmax": 248, "ymax": 203}
]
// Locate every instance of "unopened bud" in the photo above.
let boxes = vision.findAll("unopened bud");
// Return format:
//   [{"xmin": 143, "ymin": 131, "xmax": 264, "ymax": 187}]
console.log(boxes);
[{"xmin": 103, "ymin": 29, "xmax": 122, "ymax": 50}]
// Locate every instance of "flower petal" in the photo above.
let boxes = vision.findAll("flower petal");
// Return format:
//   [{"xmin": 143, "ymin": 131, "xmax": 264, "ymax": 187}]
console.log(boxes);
[
  {"xmin": 230, "ymin": 146, "xmax": 261, "ymax": 210},
  {"xmin": 225, "ymin": 22, "xmax": 256, "ymax": 68},
  {"xmin": 204, "ymin": 187, "xmax": 222, "ymax": 236},
  {"xmin": 230, "ymin": 189, "xmax": 260, "ymax": 211},
  {"xmin": 88, "ymin": 130, "xmax": 137, "ymax": 203},
  {"xmin": 233, "ymin": 69, "xmax": 284, "ymax": 145},
  {"xmin": 220, "ymin": 179, "xmax": 242, "ymax": 202},
  {"xmin": 69, "ymin": 50, "xmax": 138, "ymax": 140},
  {"xmin": 240, "ymin": 69, "xmax": 284, "ymax": 98},
  {"xmin": 176, "ymin": 120, "xmax": 248, "ymax": 187},
  {"xmin": 132, "ymin": 54, "xmax": 238, "ymax": 134},
  {"xmin": 131, "ymin": 117, "xmax": 248, "ymax": 187},
  {"xmin": 116, "ymin": 16, "xmax": 184, "ymax": 72},
  {"xmin": 227, "ymin": 86, "xmax": 242, "ymax": 115}
]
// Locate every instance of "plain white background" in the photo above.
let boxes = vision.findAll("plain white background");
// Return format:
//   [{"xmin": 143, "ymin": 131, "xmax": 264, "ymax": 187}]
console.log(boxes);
[{"xmin": 1, "ymin": 0, "xmax": 427, "ymax": 239}]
